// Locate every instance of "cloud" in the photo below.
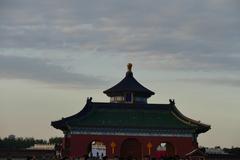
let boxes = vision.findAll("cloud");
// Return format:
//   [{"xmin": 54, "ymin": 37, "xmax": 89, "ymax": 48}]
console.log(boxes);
[
  {"xmin": 0, "ymin": 0, "xmax": 240, "ymax": 71},
  {"xmin": 0, "ymin": 55, "xmax": 106, "ymax": 88},
  {"xmin": 177, "ymin": 77, "xmax": 240, "ymax": 87}
]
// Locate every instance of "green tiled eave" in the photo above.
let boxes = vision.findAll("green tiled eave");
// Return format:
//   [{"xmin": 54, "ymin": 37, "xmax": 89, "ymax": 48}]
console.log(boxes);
[{"xmin": 67, "ymin": 107, "xmax": 193, "ymax": 129}]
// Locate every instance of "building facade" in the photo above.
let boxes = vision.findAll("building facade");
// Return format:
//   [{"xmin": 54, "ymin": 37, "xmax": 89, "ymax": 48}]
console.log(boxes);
[{"xmin": 51, "ymin": 64, "xmax": 210, "ymax": 159}]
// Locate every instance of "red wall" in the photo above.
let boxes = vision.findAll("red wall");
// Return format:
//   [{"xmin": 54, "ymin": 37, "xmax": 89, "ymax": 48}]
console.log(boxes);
[{"xmin": 66, "ymin": 134, "xmax": 198, "ymax": 158}]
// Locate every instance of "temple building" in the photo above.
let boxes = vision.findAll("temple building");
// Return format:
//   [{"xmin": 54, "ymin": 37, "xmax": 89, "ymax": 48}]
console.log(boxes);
[{"xmin": 51, "ymin": 63, "xmax": 210, "ymax": 159}]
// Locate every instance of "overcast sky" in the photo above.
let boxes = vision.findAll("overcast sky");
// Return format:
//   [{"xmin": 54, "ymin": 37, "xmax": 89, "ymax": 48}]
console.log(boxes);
[{"xmin": 0, "ymin": 0, "xmax": 240, "ymax": 148}]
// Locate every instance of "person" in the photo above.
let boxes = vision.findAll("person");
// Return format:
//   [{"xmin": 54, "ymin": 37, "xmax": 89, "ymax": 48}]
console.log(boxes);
[
  {"xmin": 100, "ymin": 153, "xmax": 104, "ymax": 160},
  {"xmin": 96, "ymin": 152, "xmax": 100, "ymax": 159}
]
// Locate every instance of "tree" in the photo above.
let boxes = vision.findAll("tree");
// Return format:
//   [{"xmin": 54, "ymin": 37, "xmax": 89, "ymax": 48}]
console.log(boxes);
[
  {"xmin": 0, "ymin": 135, "xmax": 47, "ymax": 149},
  {"xmin": 49, "ymin": 137, "xmax": 62, "ymax": 144},
  {"xmin": 224, "ymin": 147, "xmax": 240, "ymax": 156}
]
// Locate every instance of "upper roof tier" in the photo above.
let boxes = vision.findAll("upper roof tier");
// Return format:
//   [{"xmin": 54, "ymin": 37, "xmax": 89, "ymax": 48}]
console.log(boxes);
[{"xmin": 103, "ymin": 63, "xmax": 155, "ymax": 98}]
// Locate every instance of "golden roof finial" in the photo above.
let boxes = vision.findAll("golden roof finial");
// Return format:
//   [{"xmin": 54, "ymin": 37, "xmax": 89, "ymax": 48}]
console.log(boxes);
[{"xmin": 127, "ymin": 63, "xmax": 132, "ymax": 72}]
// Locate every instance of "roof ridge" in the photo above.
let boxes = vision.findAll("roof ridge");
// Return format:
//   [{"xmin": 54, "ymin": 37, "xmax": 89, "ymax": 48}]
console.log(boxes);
[{"xmin": 91, "ymin": 101, "xmax": 170, "ymax": 106}]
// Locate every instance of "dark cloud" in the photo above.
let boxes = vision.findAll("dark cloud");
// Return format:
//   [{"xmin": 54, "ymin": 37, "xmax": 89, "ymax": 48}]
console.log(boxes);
[
  {"xmin": 0, "ymin": 55, "xmax": 106, "ymax": 88},
  {"xmin": 0, "ymin": 0, "xmax": 240, "ymax": 71}
]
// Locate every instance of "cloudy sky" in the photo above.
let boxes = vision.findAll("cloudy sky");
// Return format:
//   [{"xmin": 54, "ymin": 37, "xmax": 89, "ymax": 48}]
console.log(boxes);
[{"xmin": 0, "ymin": 0, "xmax": 240, "ymax": 147}]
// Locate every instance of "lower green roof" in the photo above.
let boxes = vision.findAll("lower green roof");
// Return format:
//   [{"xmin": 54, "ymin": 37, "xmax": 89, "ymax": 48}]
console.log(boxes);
[
  {"xmin": 51, "ymin": 102, "xmax": 210, "ymax": 134},
  {"xmin": 69, "ymin": 108, "xmax": 189, "ymax": 128}
]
